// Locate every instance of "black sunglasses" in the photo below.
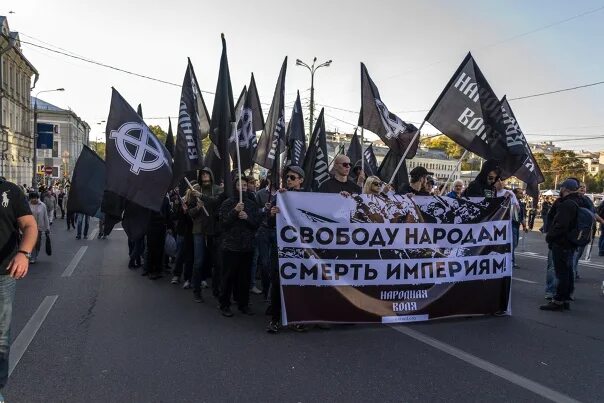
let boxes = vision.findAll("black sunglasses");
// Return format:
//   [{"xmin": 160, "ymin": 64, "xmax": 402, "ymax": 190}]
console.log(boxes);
[
  {"xmin": 286, "ymin": 174, "xmax": 300, "ymax": 181},
  {"xmin": 338, "ymin": 162, "xmax": 351, "ymax": 168},
  {"xmin": 372, "ymin": 181, "xmax": 383, "ymax": 187}
]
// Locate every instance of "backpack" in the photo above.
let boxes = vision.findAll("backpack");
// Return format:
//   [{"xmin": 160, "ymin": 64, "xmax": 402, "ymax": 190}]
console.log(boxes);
[{"xmin": 567, "ymin": 199, "xmax": 596, "ymax": 246}]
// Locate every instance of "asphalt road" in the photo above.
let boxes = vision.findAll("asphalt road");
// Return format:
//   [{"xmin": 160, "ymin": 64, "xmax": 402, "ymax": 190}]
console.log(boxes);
[{"xmin": 3, "ymin": 220, "xmax": 604, "ymax": 402}]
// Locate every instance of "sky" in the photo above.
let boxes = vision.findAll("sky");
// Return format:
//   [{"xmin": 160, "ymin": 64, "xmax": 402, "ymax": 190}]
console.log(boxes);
[{"xmin": 4, "ymin": 0, "xmax": 604, "ymax": 150}]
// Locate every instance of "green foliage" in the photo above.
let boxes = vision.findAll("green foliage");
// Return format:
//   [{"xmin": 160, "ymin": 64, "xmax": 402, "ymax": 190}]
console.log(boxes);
[
  {"xmin": 422, "ymin": 135, "xmax": 464, "ymax": 159},
  {"xmin": 148, "ymin": 125, "xmax": 167, "ymax": 144},
  {"xmin": 89, "ymin": 141, "xmax": 106, "ymax": 160}
]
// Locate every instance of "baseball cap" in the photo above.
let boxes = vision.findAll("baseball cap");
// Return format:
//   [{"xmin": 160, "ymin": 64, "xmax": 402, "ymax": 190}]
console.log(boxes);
[
  {"xmin": 559, "ymin": 178, "xmax": 579, "ymax": 191},
  {"xmin": 409, "ymin": 166, "xmax": 434, "ymax": 181},
  {"xmin": 285, "ymin": 165, "xmax": 305, "ymax": 178}
]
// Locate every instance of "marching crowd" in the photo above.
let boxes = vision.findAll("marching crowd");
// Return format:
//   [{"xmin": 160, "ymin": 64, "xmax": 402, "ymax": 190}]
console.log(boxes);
[{"xmin": 116, "ymin": 153, "xmax": 600, "ymax": 333}]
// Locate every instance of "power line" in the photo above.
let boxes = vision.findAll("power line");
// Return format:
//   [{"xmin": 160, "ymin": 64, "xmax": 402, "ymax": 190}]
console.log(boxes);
[{"xmin": 509, "ymin": 80, "xmax": 604, "ymax": 101}]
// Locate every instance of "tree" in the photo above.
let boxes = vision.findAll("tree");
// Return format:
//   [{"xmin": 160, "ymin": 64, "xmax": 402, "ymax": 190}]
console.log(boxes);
[
  {"xmin": 148, "ymin": 125, "xmax": 167, "ymax": 144},
  {"xmin": 89, "ymin": 141, "xmax": 106, "ymax": 160},
  {"xmin": 421, "ymin": 135, "xmax": 464, "ymax": 159}
]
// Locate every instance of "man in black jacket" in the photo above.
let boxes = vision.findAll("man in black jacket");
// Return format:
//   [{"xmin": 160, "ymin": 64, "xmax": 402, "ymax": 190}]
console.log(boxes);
[
  {"xmin": 540, "ymin": 178, "xmax": 587, "ymax": 311},
  {"xmin": 463, "ymin": 160, "xmax": 500, "ymax": 198},
  {"xmin": 218, "ymin": 177, "xmax": 260, "ymax": 317}
]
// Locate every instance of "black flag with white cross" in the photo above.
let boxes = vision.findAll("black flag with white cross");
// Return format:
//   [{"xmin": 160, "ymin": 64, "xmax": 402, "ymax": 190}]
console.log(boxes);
[
  {"xmin": 499, "ymin": 96, "xmax": 544, "ymax": 198},
  {"xmin": 285, "ymin": 91, "xmax": 306, "ymax": 167},
  {"xmin": 105, "ymin": 88, "xmax": 173, "ymax": 212},
  {"xmin": 360, "ymin": 63, "xmax": 419, "ymax": 157},
  {"xmin": 425, "ymin": 52, "xmax": 508, "ymax": 161},
  {"xmin": 172, "ymin": 58, "xmax": 209, "ymax": 187},
  {"xmin": 230, "ymin": 74, "xmax": 265, "ymax": 172},
  {"xmin": 254, "ymin": 57, "xmax": 287, "ymax": 170},
  {"xmin": 302, "ymin": 108, "xmax": 329, "ymax": 191}
]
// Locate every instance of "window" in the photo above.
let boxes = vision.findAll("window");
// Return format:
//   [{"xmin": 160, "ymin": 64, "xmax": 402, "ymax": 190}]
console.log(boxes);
[{"xmin": 52, "ymin": 141, "xmax": 59, "ymax": 158}]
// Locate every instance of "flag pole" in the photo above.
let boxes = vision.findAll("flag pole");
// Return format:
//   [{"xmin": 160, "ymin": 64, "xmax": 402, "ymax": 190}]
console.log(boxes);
[
  {"xmin": 388, "ymin": 121, "xmax": 425, "ymax": 185},
  {"xmin": 232, "ymin": 121, "xmax": 243, "ymax": 204},
  {"xmin": 184, "ymin": 177, "xmax": 209, "ymax": 216},
  {"xmin": 440, "ymin": 149, "xmax": 468, "ymax": 195},
  {"xmin": 360, "ymin": 127, "xmax": 365, "ymax": 173},
  {"xmin": 328, "ymin": 144, "xmax": 344, "ymax": 170}
]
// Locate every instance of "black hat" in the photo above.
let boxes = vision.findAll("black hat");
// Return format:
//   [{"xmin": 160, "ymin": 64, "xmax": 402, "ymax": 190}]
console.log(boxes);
[
  {"xmin": 409, "ymin": 166, "xmax": 434, "ymax": 181},
  {"xmin": 285, "ymin": 165, "xmax": 305, "ymax": 178}
]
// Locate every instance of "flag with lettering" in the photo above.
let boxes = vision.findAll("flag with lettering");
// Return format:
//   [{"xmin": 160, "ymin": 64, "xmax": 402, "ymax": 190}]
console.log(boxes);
[
  {"xmin": 363, "ymin": 144, "xmax": 379, "ymax": 176},
  {"xmin": 425, "ymin": 52, "xmax": 508, "ymax": 161},
  {"xmin": 302, "ymin": 108, "xmax": 329, "ymax": 191},
  {"xmin": 360, "ymin": 63, "xmax": 419, "ymax": 157},
  {"xmin": 172, "ymin": 58, "xmax": 209, "ymax": 187},
  {"xmin": 254, "ymin": 57, "xmax": 287, "ymax": 170},
  {"xmin": 230, "ymin": 74, "xmax": 264, "ymax": 172},
  {"xmin": 499, "ymin": 96, "xmax": 544, "ymax": 198},
  {"xmin": 208, "ymin": 34, "xmax": 235, "ymax": 192},
  {"xmin": 346, "ymin": 129, "xmax": 362, "ymax": 167},
  {"xmin": 285, "ymin": 91, "xmax": 306, "ymax": 167},
  {"xmin": 105, "ymin": 88, "xmax": 173, "ymax": 212}
]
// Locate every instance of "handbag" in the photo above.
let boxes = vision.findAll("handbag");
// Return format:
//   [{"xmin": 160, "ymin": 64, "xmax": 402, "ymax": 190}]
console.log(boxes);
[
  {"xmin": 45, "ymin": 232, "xmax": 52, "ymax": 256},
  {"xmin": 164, "ymin": 233, "xmax": 177, "ymax": 257}
]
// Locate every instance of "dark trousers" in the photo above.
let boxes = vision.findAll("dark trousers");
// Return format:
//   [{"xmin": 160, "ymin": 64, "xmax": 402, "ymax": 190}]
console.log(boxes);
[
  {"xmin": 0, "ymin": 275, "xmax": 16, "ymax": 389},
  {"xmin": 173, "ymin": 234, "xmax": 193, "ymax": 281},
  {"xmin": 145, "ymin": 230, "xmax": 166, "ymax": 275},
  {"xmin": 257, "ymin": 228, "xmax": 274, "ymax": 298},
  {"xmin": 58, "ymin": 201, "xmax": 65, "ymax": 219},
  {"xmin": 66, "ymin": 212, "xmax": 76, "ymax": 229},
  {"xmin": 210, "ymin": 236, "xmax": 222, "ymax": 296},
  {"xmin": 219, "ymin": 250, "xmax": 252, "ymax": 310},
  {"xmin": 552, "ymin": 246, "xmax": 575, "ymax": 302},
  {"xmin": 128, "ymin": 238, "xmax": 145, "ymax": 265},
  {"xmin": 269, "ymin": 241, "xmax": 281, "ymax": 322}
]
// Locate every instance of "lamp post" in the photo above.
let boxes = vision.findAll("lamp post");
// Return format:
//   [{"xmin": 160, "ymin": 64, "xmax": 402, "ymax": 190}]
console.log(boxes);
[
  {"xmin": 33, "ymin": 88, "xmax": 65, "ymax": 188},
  {"xmin": 295, "ymin": 57, "xmax": 332, "ymax": 135}
]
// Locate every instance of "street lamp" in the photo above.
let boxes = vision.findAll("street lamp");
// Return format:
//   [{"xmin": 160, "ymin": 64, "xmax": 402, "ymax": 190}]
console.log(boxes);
[
  {"xmin": 296, "ymin": 57, "xmax": 332, "ymax": 135},
  {"xmin": 33, "ymin": 88, "xmax": 65, "ymax": 188}
]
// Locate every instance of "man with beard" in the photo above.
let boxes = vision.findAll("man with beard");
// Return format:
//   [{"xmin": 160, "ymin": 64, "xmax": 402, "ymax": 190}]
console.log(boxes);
[
  {"xmin": 218, "ymin": 176, "xmax": 260, "ymax": 317},
  {"xmin": 399, "ymin": 167, "xmax": 433, "ymax": 196}
]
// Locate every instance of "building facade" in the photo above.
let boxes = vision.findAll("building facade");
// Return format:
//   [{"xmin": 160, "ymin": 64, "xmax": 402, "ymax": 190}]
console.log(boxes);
[
  {"xmin": 0, "ymin": 16, "xmax": 38, "ymax": 185},
  {"xmin": 31, "ymin": 97, "xmax": 90, "ymax": 180}
]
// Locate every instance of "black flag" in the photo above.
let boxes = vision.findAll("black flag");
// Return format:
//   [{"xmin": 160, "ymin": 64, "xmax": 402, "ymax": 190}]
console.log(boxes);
[
  {"xmin": 172, "ymin": 58, "xmax": 208, "ymax": 187},
  {"xmin": 207, "ymin": 34, "xmax": 235, "ymax": 190},
  {"xmin": 302, "ymin": 109, "xmax": 329, "ymax": 191},
  {"xmin": 425, "ymin": 52, "xmax": 508, "ymax": 161},
  {"xmin": 254, "ymin": 57, "xmax": 287, "ymax": 172},
  {"xmin": 105, "ymin": 88, "xmax": 173, "ymax": 212},
  {"xmin": 363, "ymin": 144, "xmax": 379, "ymax": 176},
  {"xmin": 346, "ymin": 129, "xmax": 362, "ymax": 167},
  {"xmin": 67, "ymin": 145, "xmax": 105, "ymax": 216},
  {"xmin": 499, "ymin": 96, "xmax": 544, "ymax": 198},
  {"xmin": 230, "ymin": 74, "xmax": 264, "ymax": 172},
  {"xmin": 165, "ymin": 118, "xmax": 174, "ymax": 157},
  {"xmin": 285, "ymin": 91, "xmax": 306, "ymax": 167},
  {"xmin": 137, "ymin": 104, "xmax": 143, "ymax": 118},
  {"xmin": 360, "ymin": 63, "xmax": 419, "ymax": 157},
  {"xmin": 377, "ymin": 149, "xmax": 409, "ymax": 191}
]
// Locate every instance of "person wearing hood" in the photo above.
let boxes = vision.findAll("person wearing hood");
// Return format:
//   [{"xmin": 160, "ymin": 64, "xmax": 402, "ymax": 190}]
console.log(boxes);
[
  {"xmin": 463, "ymin": 159, "xmax": 501, "ymax": 198},
  {"xmin": 189, "ymin": 168, "xmax": 223, "ymax": 302},
  {"xmin": 217, "ymin": 175, "xmax": 260, "ymax": 317}
]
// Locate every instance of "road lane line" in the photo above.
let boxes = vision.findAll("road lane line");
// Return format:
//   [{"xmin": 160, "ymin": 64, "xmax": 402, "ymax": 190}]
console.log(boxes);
[
  {"xmin": 513, "ymin": 277, "xmax": 538, "ymax": 284},
  {"xmin": 88, "ymin": 229, "xmax": 98, "ymax": 240},
  {"xmin": 9, "ymin": 295, "xmax": 58, "ymax": 376},
  {"xmin": 61, "ymin": 246, "xmax": 88, "ymax": 277},
  {"xmin": 517, "ymin": 252, "xmax": 604, "ymax": 270},
  {"xmin": 390, "ymin": 325, "xmax": 580, "ymax": 403}
]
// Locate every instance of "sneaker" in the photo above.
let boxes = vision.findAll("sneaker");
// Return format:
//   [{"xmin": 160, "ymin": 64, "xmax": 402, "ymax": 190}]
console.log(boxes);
[
  {"xmin": 250, "ymin": 286, "xmax": 262, "ymax": 295},
  {"xmin": 290, "ymin": 324, "xmax": 308, "ymax": 333},
  {"xmin": 182, "ymin": 280, "xmax": 191, "ymax": 289},
  {"xmin": 141, "ymin": 271, "xmax": 148, "ymax": 277},
  {"xmin": 539, "ymin": 301, "xmax": 564, "ymax": 311},
  {"xmin": 220, "ymin": 306, "xmax": 234, "ymax": 317},
  {"xmin": 563, "ymin": 302, "xmax": 571, "ymax": 310},
  {"xmin": 201, "ymin": 280, "xmax": 208, "ymax": 289},
  {"xmin": 239, "ymin": 306, "xmax": 254, "ymax": 316},
  {"xmin": 193, "ymin": 292, "xmax": 204, "ymax": 303},
  {"xmin": 266, "ymin": 321, "xmax": 281, "ymax": 334},
  {"xmin": 76, "ymin": 235, "xmax": 81, "ymax": 240},
  {"xmin": 171, "ymin": 276, "xmax": 179, "ymax": 284},
  {"xmin": 128, "ymin": 260, "xmax": 136, "ymax": 269},
  {"xmin": 83, "ymin": 235, "xmax": 88, "ymax": 240}
]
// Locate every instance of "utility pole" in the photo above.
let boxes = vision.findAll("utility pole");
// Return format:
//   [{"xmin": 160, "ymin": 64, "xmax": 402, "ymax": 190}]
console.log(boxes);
[{"xmin": 296, "ymin": 57, "xmax": 332, "ymax": 136}]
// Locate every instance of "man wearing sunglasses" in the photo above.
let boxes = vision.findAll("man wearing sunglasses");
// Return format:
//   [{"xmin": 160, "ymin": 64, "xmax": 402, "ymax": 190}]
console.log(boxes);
[
  {"xmin": 318, "ymin": 155, "xmax": 361, "ymax": 195},
  {"xmin": 266, "ymin": 166, "xmax": 306, "ymax": 333},
  {"xmin": 464, "ymin": 159, "xmax": 501, "ymax": 198}
]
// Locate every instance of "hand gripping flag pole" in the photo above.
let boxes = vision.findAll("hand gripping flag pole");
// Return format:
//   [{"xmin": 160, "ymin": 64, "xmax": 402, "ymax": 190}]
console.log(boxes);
[
  {"xmin": 440, "ymin": 149, "xmax": 469, "ymax": 195},
  {"xmin": 183, "ymin": 177, "xmax": 209, "ymax": 216},
  {"xmin": 388, "ymin": 121, "xmax": 425, "ymax": 185}
]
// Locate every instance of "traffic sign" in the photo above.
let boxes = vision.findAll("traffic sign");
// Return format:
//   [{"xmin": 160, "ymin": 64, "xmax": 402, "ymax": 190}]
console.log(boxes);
[{"xmin": 44, "ymin": 166, "xmax": 53, "ymax": 176}]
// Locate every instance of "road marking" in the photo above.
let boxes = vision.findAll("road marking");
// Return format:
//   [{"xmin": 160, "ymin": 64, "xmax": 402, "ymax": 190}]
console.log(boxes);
[
  {"xmin": 88, "ymin": 229, "xmax": 98, "ymax": 240},
  {"xmin": 513, "ymin": 277, "xmax": 537, "ymax": 284},
  {"xmin": 517, "ymin": 252, "xmax": 604, "ymax": 270},
  {"xmin": 390, "ymin": 325, "xmax": 580, "ymax": 403},
  {"xmin": 61, "ymin": 246, "xmax": 88, "ymax": 277},
  {"xmin": 9, "ymin": 295, "xmax": 58, "ymax": 376}
]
